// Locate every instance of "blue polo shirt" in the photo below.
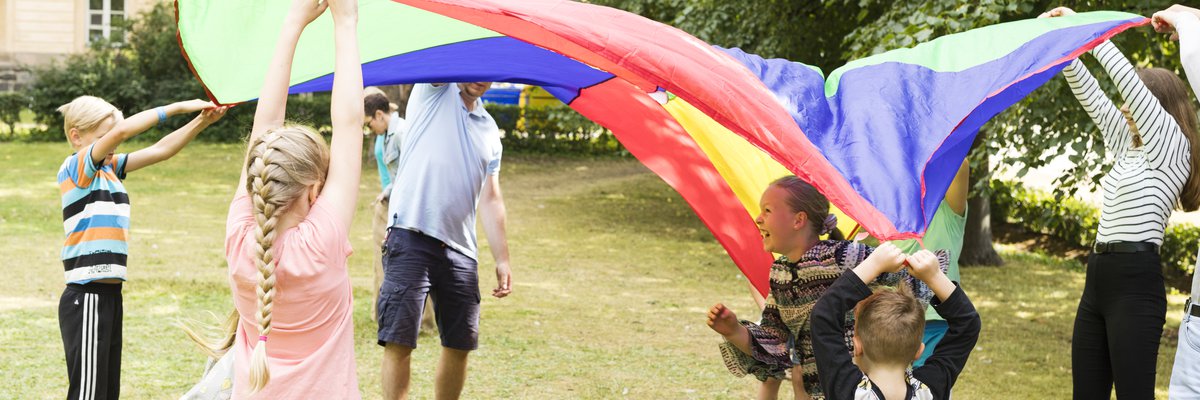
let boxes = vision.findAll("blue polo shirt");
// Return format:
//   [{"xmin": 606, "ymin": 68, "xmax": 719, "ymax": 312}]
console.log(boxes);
[{"xmin": 388, "ymin": 83, "xmax": 502, "ymax": 259}]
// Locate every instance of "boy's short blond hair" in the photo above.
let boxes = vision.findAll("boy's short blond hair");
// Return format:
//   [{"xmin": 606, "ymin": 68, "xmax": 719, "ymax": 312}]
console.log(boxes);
[
  {"xmin": 57, "ymin": 96, "xmax": 122, "ymax": 140},
  {"xmin": 855, "ymin": 282, "xmax": 925, "ymax": 366}
]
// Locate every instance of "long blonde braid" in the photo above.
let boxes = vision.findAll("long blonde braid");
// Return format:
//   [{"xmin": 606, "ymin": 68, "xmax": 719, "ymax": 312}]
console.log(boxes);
[{"xmin": 242, "ymin": 125, "xmax": 329, "ymax": 392}]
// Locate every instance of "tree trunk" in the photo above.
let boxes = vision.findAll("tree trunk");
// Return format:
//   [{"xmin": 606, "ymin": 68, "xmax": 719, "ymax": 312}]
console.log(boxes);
[
  {"xmin": 377, "ymin": 84, "xmax": 414, "ymax": 118},
  {"xmin": 960, "ymin": 131, "xmax": 1004, "ymax": 266}
]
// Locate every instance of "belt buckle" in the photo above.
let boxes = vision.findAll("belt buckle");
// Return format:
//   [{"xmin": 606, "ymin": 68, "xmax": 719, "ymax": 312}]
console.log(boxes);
[{"xmin": 1094, "ymin": 242, "xmax": 1108, "ymax": 253}]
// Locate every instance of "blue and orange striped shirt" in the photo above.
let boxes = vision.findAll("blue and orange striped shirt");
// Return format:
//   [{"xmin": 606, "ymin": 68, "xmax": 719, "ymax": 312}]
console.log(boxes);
[{"xmin": 58, "ymin": 143, "xmax": 130, "ymax": 284}]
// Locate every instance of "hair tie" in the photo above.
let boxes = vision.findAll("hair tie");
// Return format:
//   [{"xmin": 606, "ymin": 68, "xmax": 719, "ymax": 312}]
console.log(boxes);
[
  {"xmin": 258, "ymin": 335, "xmax": 268, "ymax": 342},
  {"xmin": 821, "ymin": 214, "xmax": 838, "ymax": 235}
]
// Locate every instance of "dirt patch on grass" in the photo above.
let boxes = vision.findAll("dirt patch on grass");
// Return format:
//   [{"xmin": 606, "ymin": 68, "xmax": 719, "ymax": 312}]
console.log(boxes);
[
  {"xmin": 992, "ymin": 222, "xmax": 1090, "ymax": 265},
  {"xmin": 0, "ymin": 296, "xmax": 54, "ymax": 311}
]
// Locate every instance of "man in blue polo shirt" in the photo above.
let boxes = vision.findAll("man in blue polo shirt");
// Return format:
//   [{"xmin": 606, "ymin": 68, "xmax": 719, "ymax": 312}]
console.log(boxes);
[{"xmin": 377, "ymin": 82, "xmax": 512, "ymax": 400}]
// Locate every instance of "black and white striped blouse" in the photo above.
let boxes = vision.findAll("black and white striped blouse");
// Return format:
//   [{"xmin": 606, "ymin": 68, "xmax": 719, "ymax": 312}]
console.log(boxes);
[{"xmin": 1062, "ymin": 40, "xmax": 1192, "ymax": 246}]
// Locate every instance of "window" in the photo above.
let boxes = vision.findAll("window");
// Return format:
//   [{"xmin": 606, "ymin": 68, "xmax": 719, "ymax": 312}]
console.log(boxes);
[{"xmin": 87, "ymin": 0, "xmax": 126, "ymax": 43}]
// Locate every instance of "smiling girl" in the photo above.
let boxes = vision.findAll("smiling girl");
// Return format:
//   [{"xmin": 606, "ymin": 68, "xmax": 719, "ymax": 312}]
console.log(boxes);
[{"xmin": 707, "ymin": 176, "xmax": 945, "ymax": 400}]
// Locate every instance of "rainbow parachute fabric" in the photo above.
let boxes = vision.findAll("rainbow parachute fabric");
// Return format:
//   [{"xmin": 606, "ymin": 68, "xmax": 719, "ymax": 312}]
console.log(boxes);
[{"xmin": 175, "ymin": 0, "xmax": 1146, "ymax": 295}]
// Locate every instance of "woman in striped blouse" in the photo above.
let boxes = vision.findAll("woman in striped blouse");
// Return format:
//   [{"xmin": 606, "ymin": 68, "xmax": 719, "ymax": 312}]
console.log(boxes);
[{"xmin": 1044, "ymin": 7, "xmax": 1200, "ymax": 399}]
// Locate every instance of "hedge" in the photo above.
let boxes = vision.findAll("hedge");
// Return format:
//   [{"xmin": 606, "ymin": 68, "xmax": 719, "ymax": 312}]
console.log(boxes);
[
  {"xmin": 990, "ymin": 179, "xmax": 1196, "ymax": 292},
  {"xmin": 486, "ymin": 103, "xmax": 624, "ymax": 155}
]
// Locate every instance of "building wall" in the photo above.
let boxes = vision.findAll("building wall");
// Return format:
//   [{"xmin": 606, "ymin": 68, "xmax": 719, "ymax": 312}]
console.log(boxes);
[
  {"xmin": 1, "ymin": 1, "xmax": 9, "ymax": 60},
  {"xmin": 2, "ymin": 0, "xmax": 157, "ymax": 64},
  {"xmin": 0, "ymin": 0, "xmax": 157, "ymax": 90}
]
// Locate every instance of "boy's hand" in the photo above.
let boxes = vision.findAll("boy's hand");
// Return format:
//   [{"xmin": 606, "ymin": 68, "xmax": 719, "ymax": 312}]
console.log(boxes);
[
  {"xmin": 855, "ymin": 242, "xmax": 906, "ymax": 283},
  {"xmin": 906, "ymin": 249, "xmax": 943, "ymax": 283},
  {"xmin": 288, "ymin": 0, "xmax": 328, "ymax": 26},
  {"xmin": 198, "ymin": 106, "xmax": 228, "ymax": 125},
  {"xmin": 171, "ymin": 99, "xmax": 216, "ymax": 115},
  {"xmin": 865, "ymin": 242, "xmax": 907, "ymax": 272},
  {"xmin": 909, "ymin": 249, "xmax": 957, "ymax": 302}
]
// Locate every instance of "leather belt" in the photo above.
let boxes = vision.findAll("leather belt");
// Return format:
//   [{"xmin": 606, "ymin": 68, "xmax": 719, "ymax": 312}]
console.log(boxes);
[
  {"xmin": 1092, "ymin": 241, "xmax": 1159, "ymax": 254},
  {"xmin": 1188, "ymin": 298, "xmax": 1200, "ymax": 318}
]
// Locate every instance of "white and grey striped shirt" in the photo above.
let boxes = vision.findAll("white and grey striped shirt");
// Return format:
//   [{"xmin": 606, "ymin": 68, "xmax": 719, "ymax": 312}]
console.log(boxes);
[{"xmin": 1062, "ymin": 40, "xmax": 1192, "ymax": 246}]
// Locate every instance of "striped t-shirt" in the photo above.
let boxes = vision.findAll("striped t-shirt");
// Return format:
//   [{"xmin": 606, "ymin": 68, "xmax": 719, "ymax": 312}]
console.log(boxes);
[
  {"xmin": 1062, "ymin": 41, "xmax": 1192, "ymax": 246},
  {"xmin": 58, "ymin": 143, "xmax": 130, "ymax": 284}
]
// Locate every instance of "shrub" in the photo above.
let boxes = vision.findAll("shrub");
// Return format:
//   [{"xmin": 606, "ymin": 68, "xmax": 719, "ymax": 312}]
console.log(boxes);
[
  {"xmin": 991, "ymin": 179, "xmax": 1195, "ymax": 292},
  {"xmin": 0, "ymin": 91, "xmax": 28, "ymax": 137},
  {"xmin": 486, "ymin": 103, "xmax": 625, "ymax": 155}
]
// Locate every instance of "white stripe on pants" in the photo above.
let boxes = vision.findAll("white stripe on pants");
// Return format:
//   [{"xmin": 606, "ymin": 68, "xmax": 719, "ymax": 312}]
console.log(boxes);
[{"xmin": 1171, "ymin": 309, "xmax": 1200, "ymax": 399}]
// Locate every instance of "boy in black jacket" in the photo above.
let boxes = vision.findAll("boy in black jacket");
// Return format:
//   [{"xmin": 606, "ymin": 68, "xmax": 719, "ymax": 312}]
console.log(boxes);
[{"xmin": 811, "ymin": 247, "xmax": 981, "ymax": 399}]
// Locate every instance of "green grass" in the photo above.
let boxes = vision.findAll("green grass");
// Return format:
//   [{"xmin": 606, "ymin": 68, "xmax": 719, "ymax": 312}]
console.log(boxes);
[{"xmin": 0, "ymin": 142, "xmax": 1185, "ymax": 399}]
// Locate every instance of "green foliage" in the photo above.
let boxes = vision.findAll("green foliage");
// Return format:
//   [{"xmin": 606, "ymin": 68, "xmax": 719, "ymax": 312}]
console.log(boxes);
[
  {"xmin": 991, "ymin": 179, "xmax": 1196, "ymax": 291},
  {"xmin": 486, "ymin": 103, "xmax": 625, "ymax": 155},
  {"xmin": 589, "ymin": 0, "xmax": 880, "ymax": 73},
  {"xmin": 0, "ymin": 91, "xmax": 29, "ymax": 137}
]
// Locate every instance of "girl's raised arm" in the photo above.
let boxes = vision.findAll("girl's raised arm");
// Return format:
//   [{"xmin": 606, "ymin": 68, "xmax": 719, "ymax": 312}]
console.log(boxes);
[
  {"xmin": 237, "ymin": 0, "xmax": 328, "ymax": 199},
  {"xmin": 317, "ymin": 0, "xmax": 363, "ymax": 228}
]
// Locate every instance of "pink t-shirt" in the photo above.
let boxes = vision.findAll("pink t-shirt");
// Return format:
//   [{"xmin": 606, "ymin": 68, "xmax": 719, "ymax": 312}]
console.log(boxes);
[{"xmin": 224, "ymin": 194, "xmax": 359, "ymax": 399}]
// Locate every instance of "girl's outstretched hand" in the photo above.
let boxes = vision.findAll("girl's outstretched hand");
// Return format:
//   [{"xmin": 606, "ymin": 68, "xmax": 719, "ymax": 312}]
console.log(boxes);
[
  {"xmin": 1152, "ymin": 10, "xmax": 1190, "ymax": 41},
  {"xmin": 288, "ymin": 0, "xmax": 328, "ymax": 26},
  {"xmin": 326, "ymin": 0, "xmax": 358, "ymax": 22},
  {"xmin": 706, "ymin": 303, "xmax": 741, "ymax": 337},
  {"xmin": 1038, "ymin": 6, "xmax": 1075, "ymax": 19}
]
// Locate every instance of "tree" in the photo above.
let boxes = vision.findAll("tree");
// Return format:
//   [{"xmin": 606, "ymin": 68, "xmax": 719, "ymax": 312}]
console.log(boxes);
[
  {"xmin": 0, "ymin": 92, "xmax": 28, "ymax": 136},
  {"xmin": 588, "ymin": 0, "xmax": 884, "ymax": 74}
]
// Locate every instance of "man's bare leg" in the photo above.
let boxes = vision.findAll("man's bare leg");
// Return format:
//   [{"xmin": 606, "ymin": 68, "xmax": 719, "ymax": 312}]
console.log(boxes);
[
  {"xmin": 382, "ymin": 343, "xmax": 413, "ymax": 400},
  {"xmin": 434, "ymin": 347, "xmax": 470, "ymax": 400}
]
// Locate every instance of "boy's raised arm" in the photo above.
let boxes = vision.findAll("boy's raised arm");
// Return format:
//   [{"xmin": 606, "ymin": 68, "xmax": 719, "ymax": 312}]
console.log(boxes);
[
  {"xmin": 90, "ymin": 99, "xmax": 213, "ymax": 166},
  {"xmin": 125, "ymin": 106, "xmax": 227, "ymax": 173}
]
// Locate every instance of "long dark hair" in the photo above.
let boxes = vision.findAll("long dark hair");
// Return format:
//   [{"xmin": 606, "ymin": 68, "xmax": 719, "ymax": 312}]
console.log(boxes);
[{"xmin": 1137, "ymin": 68, "xmax": 1200, "ymax": 211}]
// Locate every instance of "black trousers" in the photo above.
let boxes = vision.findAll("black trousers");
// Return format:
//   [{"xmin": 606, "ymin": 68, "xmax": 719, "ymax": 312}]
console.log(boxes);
[
  {"xmin": 1072, "ymin": 251, "xmax": 1166, "ymax": 400},
  {"xmin": 59, "ymin": 282, "xmax": 123, "ymax": 400}
]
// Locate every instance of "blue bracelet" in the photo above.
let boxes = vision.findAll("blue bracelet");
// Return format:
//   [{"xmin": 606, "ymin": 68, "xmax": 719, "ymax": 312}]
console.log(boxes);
[{"xmin": 156, "ymin": 107, "xmax": 167, "ymax": 127}]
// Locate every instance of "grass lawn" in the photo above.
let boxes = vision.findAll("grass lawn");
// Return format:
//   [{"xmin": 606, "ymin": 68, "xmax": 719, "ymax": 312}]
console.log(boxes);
[{"xmin": 0, "ymin": 142, "xmax": 1186, "ymax": 399}]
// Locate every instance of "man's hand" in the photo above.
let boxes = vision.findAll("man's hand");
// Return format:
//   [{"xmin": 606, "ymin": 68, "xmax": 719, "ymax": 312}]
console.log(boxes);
[{"xmin": 493, "ymin": 262, "xmax": 512, "ymax": 298}]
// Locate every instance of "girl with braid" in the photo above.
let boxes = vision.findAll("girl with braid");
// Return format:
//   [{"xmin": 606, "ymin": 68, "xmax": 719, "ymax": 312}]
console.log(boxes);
[
  {"xmin": 189, "ymin": 0, "xmax": 363, "ymax": 397},
  {"xmin": 707, "ymin": 176, "xmax": 946, "ymax": 400}
]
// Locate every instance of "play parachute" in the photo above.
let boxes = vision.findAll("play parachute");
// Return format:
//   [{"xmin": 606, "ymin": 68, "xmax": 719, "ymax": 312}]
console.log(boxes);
[{"xmin": 175, "ymin": 0, "xmax": 1145, "ymax": 295}]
